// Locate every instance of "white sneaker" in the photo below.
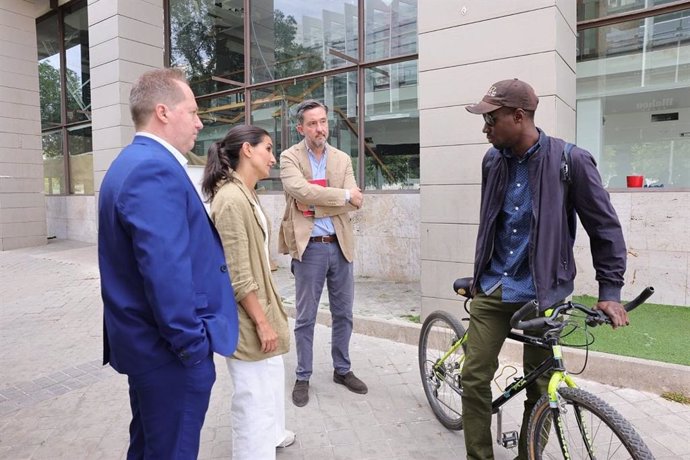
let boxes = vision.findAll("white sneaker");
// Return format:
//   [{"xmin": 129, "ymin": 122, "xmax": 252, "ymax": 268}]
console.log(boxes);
[{"xmin": 276, "ymin": 430, "xmax": 296, "ymax": 448}]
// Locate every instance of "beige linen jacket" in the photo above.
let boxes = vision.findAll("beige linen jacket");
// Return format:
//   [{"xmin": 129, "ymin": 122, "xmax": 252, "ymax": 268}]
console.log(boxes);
[
  {"xmin": 211, "ymin": 172, "xmax": 289, "ymax": 361},
  {"xmin": 278, "ymin": 141, "xmax": 359, "ymax": 262}
]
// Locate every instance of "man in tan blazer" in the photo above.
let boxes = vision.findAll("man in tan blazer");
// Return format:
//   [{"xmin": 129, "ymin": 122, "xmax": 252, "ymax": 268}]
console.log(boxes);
[{"xmin": 278, "ymin": 99, "xmax": 366, "ymax": 407}]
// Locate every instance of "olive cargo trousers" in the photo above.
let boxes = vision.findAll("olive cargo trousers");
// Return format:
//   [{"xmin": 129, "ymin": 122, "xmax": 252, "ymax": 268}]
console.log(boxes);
[{"xmin": 461, "ymin": 288, "xmax": 553, "ymax": 460}]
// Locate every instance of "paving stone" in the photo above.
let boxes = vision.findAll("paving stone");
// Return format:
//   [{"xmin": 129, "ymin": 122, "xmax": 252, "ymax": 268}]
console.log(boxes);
[{"xmin": 0, "ymin": 239, "xmax": 688, "ymax": 459}]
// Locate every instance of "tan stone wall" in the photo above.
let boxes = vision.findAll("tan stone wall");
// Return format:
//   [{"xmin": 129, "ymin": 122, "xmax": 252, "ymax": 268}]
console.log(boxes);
[
  {"xmin": 45, "ymin": 195, "xmax": 97, "ymax": 243},
  {"xmin": 90, "ymin": 0, "xmax": 165, "ymax": 195},
  {"xmin": 0, "ymin": 1, "xmax": 47, "ymax": 250},
  {"xmin": 575, "ymin": 191, "xmax": 690, "ymax": 306},
  {"xmin": 418, "ymin": 2, "xmax": 688, "ymax": 310},
  {"xmin": 8, "ymin": 1, "xmax": 686, "ymax": 308},
  {"xmin": 419, "ymin": 1, "xmax": 578, "ymax": 317},
  {"xmin": 258, "ymin": 193, "xmax": 421, "ymax": 283}
]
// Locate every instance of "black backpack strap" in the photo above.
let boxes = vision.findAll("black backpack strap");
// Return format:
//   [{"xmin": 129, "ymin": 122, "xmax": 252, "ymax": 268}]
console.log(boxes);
[
  {"xmin": 562, "ymin": 143, "xmax": 577, "ymax": 236},
  {"xmin": 561, "ymin": 142, "xmax": 574, "ymax": 184}
]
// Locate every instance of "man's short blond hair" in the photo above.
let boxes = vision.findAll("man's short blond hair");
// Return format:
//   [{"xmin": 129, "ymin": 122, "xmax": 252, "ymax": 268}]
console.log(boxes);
[{"xmin": 129, "ymin": 68, "xmax": 189, "ymax": 129}]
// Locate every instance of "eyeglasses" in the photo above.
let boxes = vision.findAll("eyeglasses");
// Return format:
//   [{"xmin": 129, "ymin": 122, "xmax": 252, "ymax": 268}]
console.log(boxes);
[
  {"xmin": 483, "ymin": 108, "xmax": 521, "ymax": 126},
  {"xmin": 483, "ymin": 112, "xmax": 498, "ymax": 126}
]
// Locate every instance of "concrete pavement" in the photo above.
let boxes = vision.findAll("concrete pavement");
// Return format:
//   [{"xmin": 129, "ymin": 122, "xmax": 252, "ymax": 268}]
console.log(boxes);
[{"xmin": 1, "ymin": 239, "xmax": 689, "ymax": 459}]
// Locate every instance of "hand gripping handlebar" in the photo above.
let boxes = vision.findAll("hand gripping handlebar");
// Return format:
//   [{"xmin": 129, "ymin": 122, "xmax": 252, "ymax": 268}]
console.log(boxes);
[{"xmin": 509, "ymin": 287, "xmax": 655, "ymax": 331}]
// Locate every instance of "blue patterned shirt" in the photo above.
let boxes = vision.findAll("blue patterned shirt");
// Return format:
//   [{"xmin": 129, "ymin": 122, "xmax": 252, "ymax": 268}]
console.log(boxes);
[
  {"xmin": 307, "ymin": 145, "xmax": 336, "ymax": 237},
  {"xmin": 479, "ymin": 136, "xmax": 542, "ymax": 303}
]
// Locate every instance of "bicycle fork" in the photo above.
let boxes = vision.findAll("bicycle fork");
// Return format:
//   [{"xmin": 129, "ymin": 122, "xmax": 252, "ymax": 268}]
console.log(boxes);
[{"xmin": 547, "ymin": 345, "xmax": 581, "ymax": 459}]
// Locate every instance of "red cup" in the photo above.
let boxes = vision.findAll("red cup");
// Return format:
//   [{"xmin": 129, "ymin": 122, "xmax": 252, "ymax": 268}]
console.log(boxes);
[{"xmin": 626, "ymin": 175, "xmax": 644, "ymax": 187}]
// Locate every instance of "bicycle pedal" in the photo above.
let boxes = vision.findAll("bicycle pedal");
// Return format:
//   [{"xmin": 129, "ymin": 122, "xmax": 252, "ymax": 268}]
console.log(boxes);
[{"xmin": 501, "ymin": 431, "xmax": 518, "ymax": 449}]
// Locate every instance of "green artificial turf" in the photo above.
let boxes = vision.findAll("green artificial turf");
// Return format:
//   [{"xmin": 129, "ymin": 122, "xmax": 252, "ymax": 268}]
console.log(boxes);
[{"xmin": 565, "ymin": 295, "xmax": 690, "ymax": 366}]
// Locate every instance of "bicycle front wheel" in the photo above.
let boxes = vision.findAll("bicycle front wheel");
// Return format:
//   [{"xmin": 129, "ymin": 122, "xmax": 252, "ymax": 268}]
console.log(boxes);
[
  {"xmin": 418, "ymin": 310, "xmax": 466, "ymax": 430},
  {"xmin": 527, "ymin": 387, "xmax": 654, "ymax": 459}
]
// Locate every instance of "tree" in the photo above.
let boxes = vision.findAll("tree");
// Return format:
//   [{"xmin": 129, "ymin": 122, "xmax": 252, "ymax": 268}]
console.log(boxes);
[
  {"xmin": 272, "ymin": 9, "xmax": 323, "ymax": 80},
  {"xmin": 39, "ymin": 61, "xmax": 61, "ymax": 131},
  {"xmin": 169, "ymin": 0, "xmax": 245, "ymax": 95}
]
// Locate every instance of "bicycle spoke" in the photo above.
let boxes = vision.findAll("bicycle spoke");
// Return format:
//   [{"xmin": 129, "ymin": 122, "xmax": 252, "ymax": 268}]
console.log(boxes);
[
  {"xmin": 418, "ymin": 311, "xmax": 467, "ymax": 431},
  {"xmin": 530, "ymin": 388, "xmax": 653, "ymax": 460}
]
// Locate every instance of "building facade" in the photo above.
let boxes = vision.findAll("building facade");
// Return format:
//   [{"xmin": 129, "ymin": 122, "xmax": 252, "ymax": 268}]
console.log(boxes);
[{"xmin": 1, "ymin": 0, "xmax": 688, "ymax": 308}]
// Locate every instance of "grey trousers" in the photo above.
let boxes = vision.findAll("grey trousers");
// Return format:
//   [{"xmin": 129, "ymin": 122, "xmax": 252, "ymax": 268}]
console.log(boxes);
[{"xmin": 291, "ymin": 240, "xmax": 354, "ymax": 381}]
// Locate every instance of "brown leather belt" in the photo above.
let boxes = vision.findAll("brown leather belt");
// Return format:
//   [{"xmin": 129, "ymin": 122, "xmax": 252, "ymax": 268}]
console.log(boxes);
[{"xmin": 309, "ymin": 235, "xmax": 337, "ymax": 243}]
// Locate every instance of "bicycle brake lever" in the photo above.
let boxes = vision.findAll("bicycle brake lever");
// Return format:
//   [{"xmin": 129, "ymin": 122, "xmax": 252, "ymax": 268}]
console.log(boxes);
[{"xmin": 585, "ymin": 310, "xmax": 608, "ymax": 327}]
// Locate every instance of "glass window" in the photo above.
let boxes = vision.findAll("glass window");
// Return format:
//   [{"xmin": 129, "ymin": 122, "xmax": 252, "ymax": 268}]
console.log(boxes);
[
  {"xmin": 364, "ymin": 61, "xmax": 419, "ymax": 190},
  {"xmin": 250, "ymin": 0, "xmax": 358, "ymax": 83},
  {"xmin": 64, "ymin": 4, "xmax": 90, "ymax": 124},
  {"xmin": 249, "ymin": 87, "xmax": 286, "ymax": 191},
  {"xmin": 577, "ymin": 0, "xmax": 680, "ymax": 22},
  {"xmin": 36, "ymin": 0, "xmax": 93, "ymax": 196},
  {"xmin": 68, "ymin": 124, "xmax": 93, "ymax": 195},
  {"xmin": 169, "ymin": 0, "xmax": 246, "ymax": 94},
  {"xmin": 576, "ymin": 10, "xmax": 690, "ymax": 188},
  {"xmin": 251, "ymin": 72, "xmax": 359, "ymax": 190},
  {"xmin": 43, "ymin": 130, "xmax": 64, "ymax": 195},
  {"xmin": 37, "ymin": 14, "xmax": 61, "ymax": 130},
  {"xmin": 166, "ymin": 0, "xmax": 419, "ymax": 190},
  {"xmin": 365, "ymin": 0, "xmax": 417, "ymax": 61},
  {"xmin": 193, "ymin": 92, "xmax": 246, "ymax": 162}
]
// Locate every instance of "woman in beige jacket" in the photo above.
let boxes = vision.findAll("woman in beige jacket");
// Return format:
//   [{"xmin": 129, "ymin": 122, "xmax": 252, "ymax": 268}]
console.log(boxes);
[{"xmin": 202, "ymin": 125, "xmax": 293, "ymax": 459}]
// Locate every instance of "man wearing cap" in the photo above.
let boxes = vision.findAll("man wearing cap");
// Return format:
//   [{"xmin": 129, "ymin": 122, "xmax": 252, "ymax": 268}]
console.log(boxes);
[{"xmin": 462, "ymin": 78, "xmax": 628, "ymax": 459}]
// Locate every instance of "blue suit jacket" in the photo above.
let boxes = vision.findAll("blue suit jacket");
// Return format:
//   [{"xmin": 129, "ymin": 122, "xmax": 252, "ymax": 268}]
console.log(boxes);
[{"xmin": 98, "ymin": 135, "xmax": 239, "ymax": 375}]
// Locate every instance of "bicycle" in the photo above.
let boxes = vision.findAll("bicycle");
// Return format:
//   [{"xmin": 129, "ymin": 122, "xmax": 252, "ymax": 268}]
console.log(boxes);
[{"xmin": 418, "ymin": 277, "xmax": 656, "ymax": 459}]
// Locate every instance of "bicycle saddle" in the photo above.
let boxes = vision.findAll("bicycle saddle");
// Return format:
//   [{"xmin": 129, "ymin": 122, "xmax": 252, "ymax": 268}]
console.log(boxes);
[{"xmin": 453, "ymin": 277, "xmax": 473, "ymax": 299}]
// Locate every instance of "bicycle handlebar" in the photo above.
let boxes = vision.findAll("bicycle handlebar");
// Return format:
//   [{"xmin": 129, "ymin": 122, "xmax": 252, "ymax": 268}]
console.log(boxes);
[
  {"xmin": 622, "ymin": 286, "xmax": 655, "ymax": 312},
  {"xmin": 509, "ymin": 300, "xmax": 544, "ymax": 331},
  {"xmin": 509, "ymin": 287, "xmax": 655, "ymax": 331}
]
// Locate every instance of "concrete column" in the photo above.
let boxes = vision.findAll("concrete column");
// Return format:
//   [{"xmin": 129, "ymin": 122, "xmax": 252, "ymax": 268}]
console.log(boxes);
[
  {"xmin": 418, "ymin": 1, "xmax": 577, "ymax": 318},
  {"xmin": 89, "ymin": 0, "xmax": 165, "ymax": 198},
  {"xmin": 0, "ymin": 2, "xmax": 47, "ymax": 250}
]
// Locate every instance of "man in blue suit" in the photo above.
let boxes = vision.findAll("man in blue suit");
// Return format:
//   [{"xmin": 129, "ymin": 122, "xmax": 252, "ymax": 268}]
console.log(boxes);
[{"xmin": 98, "ymin": 68, "xmax": 239, "ymax": 459}]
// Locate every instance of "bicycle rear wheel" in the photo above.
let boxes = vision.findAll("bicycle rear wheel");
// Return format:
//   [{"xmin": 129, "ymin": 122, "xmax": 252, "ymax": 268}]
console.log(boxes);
[
  {"xmin": 418, "ymin": 310, "xmax": 466, "ymax": 430},
  {"xmin": 527, "ymin": 387, "xmax": 654, "ymax": 459}
]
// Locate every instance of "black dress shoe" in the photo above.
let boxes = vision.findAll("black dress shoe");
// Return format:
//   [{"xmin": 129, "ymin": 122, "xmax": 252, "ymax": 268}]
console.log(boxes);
[
  {"xmin": 333, "ymin": 371, "xmax": 368, "ymax": 394},
  {"xmin": 292, "ymin": 379, "xmax": 309, "ymax": 407}
]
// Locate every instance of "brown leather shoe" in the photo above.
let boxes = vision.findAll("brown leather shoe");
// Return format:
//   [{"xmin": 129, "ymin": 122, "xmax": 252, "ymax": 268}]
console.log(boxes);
[
  {"xmin": 292, "ymin": 380, "xmax": 309, "ymax": 407},
  {"xmin": 333, "ymin": 371, "xmax": 368, "ymax": 394}
]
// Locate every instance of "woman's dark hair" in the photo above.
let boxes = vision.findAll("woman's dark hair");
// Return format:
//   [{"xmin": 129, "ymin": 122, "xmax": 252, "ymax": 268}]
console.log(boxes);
[{"xmin": 201, "ymin": 125, "xmax": 270, "ymax": 201}]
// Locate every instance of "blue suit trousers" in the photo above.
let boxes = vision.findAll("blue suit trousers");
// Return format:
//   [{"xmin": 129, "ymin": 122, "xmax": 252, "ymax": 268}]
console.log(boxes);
[{"xmin": 126, "ymin": 355, "xmax": 215, "ymax": 459}]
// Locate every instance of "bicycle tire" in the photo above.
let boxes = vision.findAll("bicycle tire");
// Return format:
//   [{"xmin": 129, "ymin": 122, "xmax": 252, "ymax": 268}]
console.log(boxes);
[
  {"xmin": 527, "ymin": 387, "xmax": 654, "ymax": 459},
  {"xmin": 418, "ymin": 310, "xmax": 466, "ymax": 431}
]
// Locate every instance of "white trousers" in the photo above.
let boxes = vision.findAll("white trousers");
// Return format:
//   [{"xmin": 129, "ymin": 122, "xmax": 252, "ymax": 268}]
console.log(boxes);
[{"xmin": 226, "ymin": 355, "xmax": 286, "ymax": 460}]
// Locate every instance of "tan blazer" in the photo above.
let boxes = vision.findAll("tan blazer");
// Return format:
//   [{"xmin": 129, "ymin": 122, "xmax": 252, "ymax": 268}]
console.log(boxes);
[
  {"xmin": 278, "ymin": 140, "xmax": 359, "ymax": 262},
  {"xmin": 211, "ymin": 172, "xmax": 289, "ymax": 361}
]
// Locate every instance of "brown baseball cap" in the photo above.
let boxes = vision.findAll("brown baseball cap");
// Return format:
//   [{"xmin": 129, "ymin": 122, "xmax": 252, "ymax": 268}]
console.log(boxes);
[{"xmin": 466, "ymin": 78, "xmax": 539, "ymax": 114}]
